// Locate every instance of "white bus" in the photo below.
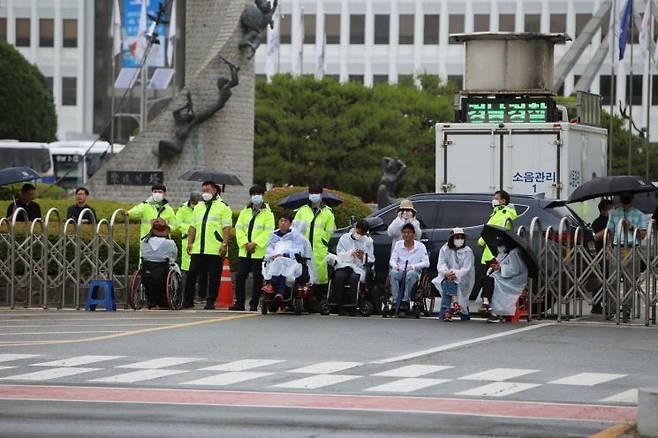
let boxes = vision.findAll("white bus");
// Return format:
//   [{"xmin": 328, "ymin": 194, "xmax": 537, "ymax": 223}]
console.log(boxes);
[
  {"xmin": 0, "ymin": 140, "xmax": 53, "ymax": 183},
  {"xmin": 48, "ymin": 141, "xmax": 124, "ymax": 189}
]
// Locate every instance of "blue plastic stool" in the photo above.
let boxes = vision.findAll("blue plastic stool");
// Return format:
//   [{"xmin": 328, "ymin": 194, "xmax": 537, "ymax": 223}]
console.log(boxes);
[{"xmin": 85, "ymin": 280, "xmax": 116, "ymax": 311}]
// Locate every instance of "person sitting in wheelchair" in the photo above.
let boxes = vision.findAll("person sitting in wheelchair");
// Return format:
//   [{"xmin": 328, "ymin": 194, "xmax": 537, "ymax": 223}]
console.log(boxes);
[
  {"xmin": 388, "ymin": 223, "xmax": 430, "ymax": 308},
  {"xmin": 262, "ymin": 213, "xmax": 317, "ymax": 301},
  {"xmin": 326, "ymin": 219, "xmax": 374, "ymax": 315},
  {"xmin": 140, "ymin": 218, "xmax": 179, "ymax": 309}
]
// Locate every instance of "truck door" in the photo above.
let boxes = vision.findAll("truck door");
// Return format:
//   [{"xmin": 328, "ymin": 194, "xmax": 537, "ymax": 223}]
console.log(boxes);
[{"xmin": 438, "ymin": 129, "xmax": 500, "ymax": 193}]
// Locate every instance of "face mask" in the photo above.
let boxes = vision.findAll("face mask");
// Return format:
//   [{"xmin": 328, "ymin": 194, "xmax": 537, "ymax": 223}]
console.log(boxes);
[
  {"xmin": 497, "ymin": 245, "xmax": 507, "ymax": 254},
  {"xmin": 492, "ymin": 199, "xmax": 500, "ymax": 208},
  {"xmin": 453, "ymin": 239, "xmax": 465, "ymax": 248},
  {"xmin": 251, "ymin": 194, "xmax": 263, "ymax": 205},
  {"xmin": 309, "ymin": 193, "xmax": 322, "ymax": 204},
  {"xmin": 201, "ymin": 192, "xmax": 214, "ymax": 202},
  {"xmin": 152, "ymin": 193, "xmax": 164, "ymax": 203}
]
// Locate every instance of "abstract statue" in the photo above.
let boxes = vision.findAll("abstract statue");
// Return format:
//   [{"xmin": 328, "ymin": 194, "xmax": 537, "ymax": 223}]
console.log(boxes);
[
  {"xmin": 157, "ymin": 56, "xmax": 240, "ymax": 164},
  {"xmin": 239, "ymin": 0, "xmax": 278, "ymax": 59},
  {"xmin": 377, "ymin": 157, "xmax": 407, "ymax": 210}
]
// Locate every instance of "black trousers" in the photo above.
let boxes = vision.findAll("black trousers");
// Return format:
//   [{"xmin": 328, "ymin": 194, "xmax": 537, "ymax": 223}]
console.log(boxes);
[
  {"xmin": 480, "ymin": 260, "xmax": 497, "ymax": 302},
  {"xmin": 184, "ymin": 254, "xmax": 221, "ymax": 307},
  {"xmin": 332, "ymin": 267, "xmax": 360, "ymax": 308},
  {"xmin": 234, "ymin": 257, "xmax": 264, "ymax": 309},
  {"xmin": 142, "ymin": 261, "xmax": 169, "ymax": 307}
]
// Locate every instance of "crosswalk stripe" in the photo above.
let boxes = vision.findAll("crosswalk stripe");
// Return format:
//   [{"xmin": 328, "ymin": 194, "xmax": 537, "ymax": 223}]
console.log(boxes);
[
  {"xmin": 288, "ymin": 361, "xmax": 362, "ymax": 374},
  {"xmin": 457, "ymin": 382, "xmax": 541, "ymax": 397},
  {"xmin": 548, "ymin": 373, "xmax": 626, "ymax": 386},
  {"xmin": 0, "ymin": 367, "xmax": 100, "ymax": 381},
  {"xmin": 365, "ymin": 378, "xmax": 450, "ymax": 393},
  {"xmin": 199, "ymin": 359, "xmax": 284, "ymax": 372},
  {"xmin": 0, "ymin": 354, "xmax": 40, "ymax": 363},
  {"xmin": 32, "ymin": 355, "xmax": 124, "ymax": 367},
  {"xmin": 373, "ymin": 365, "xmax": 453, "ymax": 378},
  {"xmin": 600, "ymin": 389, "xmax": 638, "ymax": 404},
  {"xmin": 118, "ymin": 357, "xmax": 201, "ymax": 369},
  {"xmin": 183, "ymin": 372, "xmax": 272, "ymax": 386},
  {"xmin": 459, "ymin": 368, "xmax": 539, "ymax": 382},
  {"xmin": 0, "ymin": 366, "xmax": 14, "ymax": 371},
  {"xmin": 275, "ymin": 374, "xmax": 361, "ymax": 389},
  {"xmin": 91, "ymin": 369, "xmax": 186, "ymax": 383}
]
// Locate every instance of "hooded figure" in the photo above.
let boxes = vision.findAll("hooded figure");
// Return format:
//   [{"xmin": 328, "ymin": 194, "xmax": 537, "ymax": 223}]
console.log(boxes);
[
  {"xmin": 488, "ymin": 238, "xmax": 529, "ymax": 320},
  {"xmin": 263, "ymin": 219, "xmax": 317, "ymax": 286}
]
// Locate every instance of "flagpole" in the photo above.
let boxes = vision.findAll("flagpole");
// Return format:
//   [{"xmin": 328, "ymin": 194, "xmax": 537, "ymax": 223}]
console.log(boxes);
[
  {"xmin": 628, "ymin": 0, "xmax": 634, "ymax": 175},
  {"xmin": 610, "ymin": 0, "xmax": 616, "ymax": 176},
  {"xmin": 111, "ymin": 53, "xmax": 116, "ymax": 152},
  {"xmin": 646, "ymin": 7, "xmax": 652, "ymax": 181}
]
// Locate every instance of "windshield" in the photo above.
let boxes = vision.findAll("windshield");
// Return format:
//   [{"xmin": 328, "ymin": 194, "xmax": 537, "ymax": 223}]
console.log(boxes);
[{"xmin": 0, "ymin": 147, "xmax": 51, "ymax": 173}]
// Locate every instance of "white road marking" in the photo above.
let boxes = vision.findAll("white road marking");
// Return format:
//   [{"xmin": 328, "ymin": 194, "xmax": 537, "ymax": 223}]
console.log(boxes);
[
  {"xmin": 288, "ymin": 361, "xmax": 362, "ymax": 374},
  {"xmin": 0, "ymin": 331, "xmax": 124, "ymax": 336},
  {"xmin": 600, "ymin": 389, "xmax": 639, "ymax": 404},
  {"xmin": 0, "ymin": 366, "xmax": 14, "ymax": 371},
  {"xmin": 118, "ymin": 357, "xmax": 201, "ymax": 369},
  {"xmin": 200, "ymin": 359, "xmax": 284, "ymax": 372},
  {"xmin": 373, "ymin": 365, "xmax": 453, "ymax": 378},
  {"xmin": 371, "ymin": 322, "xmax": 555, "ymax": 364},
  {"xmin": 548, "ymin": 373, "xmax": 626, "ymax": 386},
  {"xmin": 275, "ymin": 374, "xmax": 361, "ymax": 389},
  {"xmin": 32, "ymin": 355, "xmax": 124, "ymax": 367},
  {"xmin": 457, "ymin": 382, "xmax": 541, "ymax": 397},
  {"xmin": 459, "ymin": 368, "xmax": 539, "ymax": 382},
  {"xmin": 365, "ymin": 378, "xmax": 450, "ymax": 393},
  {"xmin": 91, "ymin": 369, "xmax": 186, "ymax": 383},
  {"xmin": 0, "ymin": 354, "xmax": 40, "ymax": 363},
  {"xmin": 183, "ymin": 372, "xmax": 272, "ymax": 386},
  {"xmin": 0, "ymin": 367, "xmax": 100, "ymax": 381}
]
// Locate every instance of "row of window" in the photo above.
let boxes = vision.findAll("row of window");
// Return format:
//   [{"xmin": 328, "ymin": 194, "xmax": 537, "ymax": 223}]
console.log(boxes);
[
  {"xmin": 276, "ymin": 12, "xmax": 651, "ymax": 46},
  {"xmin": 0, "ymin": 17, "xmax": 78, "ymax": 48},
  {"xmin": 44, "ymin": 76, "xmax": 77, "ymax": 106}
]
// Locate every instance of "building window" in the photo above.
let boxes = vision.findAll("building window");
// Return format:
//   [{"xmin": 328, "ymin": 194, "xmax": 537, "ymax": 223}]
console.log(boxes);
[
  {"xmin": 15, "ymin": 18, "xmax": 30, "ymax": 47},
  {"xmin": 374, "ymin": 15, "xmax": 389, "ymax": 45},
  {"xmin": 424, "ymin": 14, "xmax": 439, "ymax": 44},
  {"xmin": 326, "ymin": 14, "xmax": 340, "ymax": 44},
  {"xmin": 448, "ymin": 15, "xmax": 464, "ymax": 44},
  {"xmin": 304, "ymin": 14, "xmax": 315, "ymax": 44},
  {"xmin": 349, "ymin": 74, "xmax": 364, "ymax": 83},
  {"xmin": 0, "ymin": 18, "xmax": 7, "ymax": 41},
  {"xmin": 653, "ymin": 76, "xmax": 658, "ymax": 105},
  {"xmin": 575, "ymin": 13, "xmax": 592, "ymax": 39},
  {"xmin": 280, "ymin": 15, "xmax": 291, "ymax": 44},
  {"xmin": 399, "ymin": 15, "xmax": 414, "ymax": 44},
  {"xmin": 350, "ymin": 15, "xmax": 365, "ymax": 44},
  {"xmin": 474, "ymin": 14, "xmax": 489, "ymax": 32},
  {"xmin": 499, "ymin": 14, "xmax": 515, "ymax": 32},
  {"xmin": 525, "ymin": 14, "xmax": 540, "ymax": 33},
  {"xmin": 626, "ymin": 75, "xmax": 643, "ymax": 105},
  {"xmin": 600, "ymin": 75, "xmax": 616, "ymax": 105},
  {"xmin": 448, "ymin": 75, "xmax": 463, "ymax": 89},
  {"xmin": 373, "ymin": 74, "xmax": 388, "ymax": 84},
  {"xmin": 63, "ymin": 19, "xmax": 77, "ymax": 48},
  {"xmin": 39, "ymin": 19, "xmax": 54, "ymax": 47},
  {"xmin": 551, "ymin": 14, "xmax": 566, "ymax": 43},
  {"xmin": 62, "ymin": 77, "xmax": 77, "ymax": 106}
]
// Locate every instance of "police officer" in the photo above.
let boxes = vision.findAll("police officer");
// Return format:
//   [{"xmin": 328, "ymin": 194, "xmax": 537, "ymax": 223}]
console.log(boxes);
[
  {"xmin": 477, "ymin": 190, "xmax": 517, "ymax": 313},
  {"xmin": 183, "ymin": 181, "xmax": 232, "ymax": 310},
  {"xmin": 128, "ymin": 184, "xmax": 177, "ymax": 241},
  {"xmin": 230, "ymin": 185, "xmax": 275, "ymax": 311},
  {"xmin": 293, "ymin": 184, "xmax": 336, "ymax": 305},
  {"xmin": 176, "ymin": 192, "xmax": 207, "ymax": 301}
]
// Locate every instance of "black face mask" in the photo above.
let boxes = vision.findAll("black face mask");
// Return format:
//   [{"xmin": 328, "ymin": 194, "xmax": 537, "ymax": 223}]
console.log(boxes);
[{"xmin": 621, "ymin": 196, "xmax": 633, "ymax": 205}]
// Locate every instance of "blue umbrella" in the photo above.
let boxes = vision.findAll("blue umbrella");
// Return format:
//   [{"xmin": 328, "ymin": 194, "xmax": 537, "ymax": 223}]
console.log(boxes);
[
  {"xmin": 0, "ymin": 167, "xmax": 40, "ymax": 186},
  {"xmin": 278, "ymin": 191, "xmax": 343, "ymax": 209}
]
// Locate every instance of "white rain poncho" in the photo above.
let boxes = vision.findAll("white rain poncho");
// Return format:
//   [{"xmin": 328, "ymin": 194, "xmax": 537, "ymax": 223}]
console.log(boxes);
[
  {"xmin": 326, "ymin": 230, "xmax": 375, "ymax": 283},
  {"xmin": 387, "ymin": 217, "xmax": 422, "ymax": 251},
  {"xmin": 490, "ymin": 247, "xmax": 529, "ymax": 316},
  {"xmin": 431, "ymin": 244, "xmax": 475, "ymax": 313},
  {"xmin": 263, "ymin": 222, "xmax": 317, "ymax": 286}
]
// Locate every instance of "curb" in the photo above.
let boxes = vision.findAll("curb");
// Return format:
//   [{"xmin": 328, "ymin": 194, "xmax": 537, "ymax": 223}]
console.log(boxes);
[{"xmin": 590, "ymin": 422, "xmax": 635, "ymax": 438}]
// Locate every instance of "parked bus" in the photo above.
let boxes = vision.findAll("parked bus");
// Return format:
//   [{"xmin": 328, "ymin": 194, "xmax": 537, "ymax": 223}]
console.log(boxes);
[
  {"xmin": 48, "ymin": 141, "xmax": 124, "ymax": 189},
  {"xmin": 0, "ymin": 140, "xmax": 53, "ymax": 183}
]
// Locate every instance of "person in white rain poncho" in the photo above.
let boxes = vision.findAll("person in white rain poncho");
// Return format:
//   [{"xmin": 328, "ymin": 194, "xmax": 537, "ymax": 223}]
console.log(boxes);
[
  {"xmin": 431, "ymin": 228, "xmax": 474, "ymax": 322},
  {"xmin": 262, "ymin": 213, "xmax": 317, "ymax": 300},
  {"xmin": 486, "ymin": 237, "xmax": 529, "ymax": 323},
  {"xmin": 387, "ymin": 199, "xmax": 422, "ymax": 250}
]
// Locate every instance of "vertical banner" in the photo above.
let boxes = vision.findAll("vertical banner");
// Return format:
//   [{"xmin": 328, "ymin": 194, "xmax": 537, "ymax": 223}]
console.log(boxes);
[{"xmin": 123, "ymin": 0, "xmax": 166, "ymax": 67}]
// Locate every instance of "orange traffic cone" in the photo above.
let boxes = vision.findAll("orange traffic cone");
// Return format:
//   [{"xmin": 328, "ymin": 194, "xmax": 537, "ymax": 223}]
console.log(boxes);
[{"xmin": 216, "ymin": 258, "xmax": 234, "ymax": 308}]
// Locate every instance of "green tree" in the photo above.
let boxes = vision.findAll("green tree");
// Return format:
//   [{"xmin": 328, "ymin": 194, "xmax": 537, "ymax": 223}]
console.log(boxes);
[
  {"xmin": 0, "ymin": 40, "xmax": 57, "ymax": 142},
  {"xmin": 255, "ymin": 75, "xmax": 453, "ymax": 202}
]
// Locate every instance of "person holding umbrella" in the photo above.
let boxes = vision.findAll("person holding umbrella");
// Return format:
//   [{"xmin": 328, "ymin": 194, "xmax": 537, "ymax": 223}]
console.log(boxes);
[
  {"xmin": 486, "ymin": 236, "xmax": 529, "ymax": 323},
  {"xmin": 176, "ymin": 192, "xmax": 204, "ymax": 299},
  {"xmin": 6, "ymin": 183, "xmax": 41, "ymax": 221},
  {"xmin": 606, "ymin": 193, "xmax": 648, "ymax": 245}
]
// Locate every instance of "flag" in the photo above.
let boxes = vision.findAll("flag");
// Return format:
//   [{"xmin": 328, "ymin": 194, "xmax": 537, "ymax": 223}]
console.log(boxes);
[
  {"xmin": 315, "ymin": 33, "xmax": 326, "ymax": 79},
  {"xmin": 292, "ymin": 8, "xmax": 304, "ymax": 76},
  {"xmin": 265, "ymin": 9, "xmax": 280, "ymax": 81},
  {"xmin": 639, "ymin": 0, "xmax": 652, "ymax": 56},
  {"xmin": 167, "ymin": 0, "xmax": 176, "ymax": 66},
  {"xmin": 619, "ymin": 0, "xmax": 633, "ymax": 60},
  {"xmin": 136, "ymin": 0, "xmax": 148, "ymax": 62},
  {"xmin": 111, "ymin": 0, "xmax": 122, "ymax": 57}
]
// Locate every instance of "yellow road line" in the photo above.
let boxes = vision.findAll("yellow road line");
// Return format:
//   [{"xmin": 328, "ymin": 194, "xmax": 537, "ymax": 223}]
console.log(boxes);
[
  {"xmin": 0, "ymin": 313, "xmax": 257, "ymax": 347},
  {"xmin": 589, "ymin": 422, "xmax": 635, "ymax": 438}
]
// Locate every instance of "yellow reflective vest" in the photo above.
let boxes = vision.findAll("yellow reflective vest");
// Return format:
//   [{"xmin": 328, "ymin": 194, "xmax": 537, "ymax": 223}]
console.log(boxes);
[
  {"xmin": 478, "ymin": 204, "xmax": 518, "ymax": 264},
  {"xmin": 235, "ymin": 204, "xmax": 275, "ymax": 259},
  {"xmin": 175, "ymin": 202, "xmax": 196, "ymax": 270},
  {"xmin": 128, "ymin": 200, "xmax": 177, "ymax": 240},
  {"xmin": 294, "ymin": 204, "xmax": 336, "ymax": 284},
  {"xmin": 189, "ymin": 197, "xmax": 233, "ymax": 256}
]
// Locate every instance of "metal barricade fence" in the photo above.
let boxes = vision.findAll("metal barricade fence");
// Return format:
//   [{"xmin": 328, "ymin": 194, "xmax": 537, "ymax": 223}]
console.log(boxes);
[{"xmin": 0, "ymin": 208, "xmax": 130, "ymax": 309}]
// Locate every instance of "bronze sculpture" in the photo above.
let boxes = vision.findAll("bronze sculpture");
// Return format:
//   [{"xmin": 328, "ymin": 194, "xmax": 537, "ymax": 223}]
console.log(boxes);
[
  {"xmin": 377, "ymin": 157, "xmax": 407, "ymax": 210},
  {"xmin": 239, "ymin": 0, "xmax": 278, "ymax": 59}
]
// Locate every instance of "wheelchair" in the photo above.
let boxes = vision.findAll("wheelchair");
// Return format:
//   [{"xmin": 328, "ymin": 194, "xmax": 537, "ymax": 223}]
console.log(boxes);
[
  {"xmin": 130, "ymin": 259, "xmax": 183, "ymax": 310},
  {"xmin": 260, "ymin": 254, "xmax": 312, "ymax": 315},
  {"xmin": 381, "ymin": 268, "xmax": 432, "ymax": 318},
  {"xmin": 320, "ymin": 259, "xmax": 376, "ymax": 317}
]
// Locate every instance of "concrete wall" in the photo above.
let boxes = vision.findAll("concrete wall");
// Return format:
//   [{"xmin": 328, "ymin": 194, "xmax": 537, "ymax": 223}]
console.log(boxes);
[{"xmin": 89, "ymin": 0, "xmax": 253, "ymax": 208}]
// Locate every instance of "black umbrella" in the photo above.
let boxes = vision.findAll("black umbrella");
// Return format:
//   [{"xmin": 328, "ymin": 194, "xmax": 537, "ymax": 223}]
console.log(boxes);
[
  {"xmin": 278, "ymin": 191, "xmax": 343, "ymax": 209},
  {"xmin": 567, "ymin": 175, "xmax": 656, "ymax": 204},
  {"xmin": 179, "ymin": 170, "xmax": 243, "ymax": 191},
  {"xmin": 0, "ymin": 166, "xmax": 40, "ymax": 186},
  {"xmin": 480, "ymin": 224, "xmax": 539, "ymax": 278}
]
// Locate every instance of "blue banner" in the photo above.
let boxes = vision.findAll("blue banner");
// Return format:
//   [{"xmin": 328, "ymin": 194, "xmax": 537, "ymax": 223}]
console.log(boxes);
[
  {"xmin": 122, "ymin": 0, "xmax": 167, "ymax": 68},
  {"xmin": 618, "ymin": 0, "xmax": 633, "ymax": 60}
]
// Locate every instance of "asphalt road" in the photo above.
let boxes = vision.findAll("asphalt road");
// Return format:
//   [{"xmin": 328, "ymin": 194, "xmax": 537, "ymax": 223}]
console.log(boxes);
[{"xmin": 0, "ymin": 309, "xmax": 654, "ymax": 437}]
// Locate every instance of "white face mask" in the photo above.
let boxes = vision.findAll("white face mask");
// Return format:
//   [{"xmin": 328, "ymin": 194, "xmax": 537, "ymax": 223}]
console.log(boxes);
[
  {"xmin": 251, "ymin": 194, "xmax": 263, "ymax": 206},
  {"xmin": 152, "ymin": 192, "xmax": 164, "ymax": 203},
  {"xmin": 453, "ymin": 239, "xmax": 465, "ymax": 248},
  {"xmin": 492, "ymin": 199, "xmax": 500, "ymax": 208},
  {"xmin": 201, "ymin": 192, "xmax": 214, "ymax": 202},
  {"xmin": 497, "ymin": 245, "xmax": 507, "ymax": 254},
  {"xmin": 308, "ymin": 193, "xmax": 322, "ymax": 204}
]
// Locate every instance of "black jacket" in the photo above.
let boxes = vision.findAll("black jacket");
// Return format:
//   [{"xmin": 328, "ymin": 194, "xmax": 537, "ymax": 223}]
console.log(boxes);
[{"xmin": 6, "ymin": 200, "xmax": 41, "ymax": 221}]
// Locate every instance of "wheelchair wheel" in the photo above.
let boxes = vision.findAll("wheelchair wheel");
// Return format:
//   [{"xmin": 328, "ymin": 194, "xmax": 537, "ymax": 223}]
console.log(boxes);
[
  {"xmin": 129, "ymin": 270, "xmax": 147, "ymax": 310},
  {"xmin": 166, "ymin": 269, "xmax": 183, "ymax": 310},
  {"xmin": 413, "ymin": 302, "xmax": 421, "ymax": 319},
  {"xmin": 359, "ymin": 300, "xmax": 374, "ymax": 317},
  {"xmin": 294, "ymin": 298, "xmax": 304, "ymax": 315},
  {"xmin": 319, "ymin": 298, "xmax": 331, "ymax": 315},
  {"xmin": 417, "ymin": 272, "xmax": 434, "ymax": 316},
  {"xmin": 260, "ymin": 297, "xmax": 268, "ymax": 315}
]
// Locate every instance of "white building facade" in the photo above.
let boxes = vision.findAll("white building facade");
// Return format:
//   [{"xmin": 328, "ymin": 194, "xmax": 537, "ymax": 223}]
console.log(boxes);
[
  {"xmin": 255, "ymin": 0, "xmax": 658, "ymax": 141},
  {"xmin": 0, "ymin": 0, "xmax": 95, "ymax": 141}
]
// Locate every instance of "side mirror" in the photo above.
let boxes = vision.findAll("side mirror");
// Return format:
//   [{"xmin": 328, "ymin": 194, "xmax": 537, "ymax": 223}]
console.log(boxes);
[{"xmin": 365, "ymin": 216, "xmax": 386, "ymax": 233}]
